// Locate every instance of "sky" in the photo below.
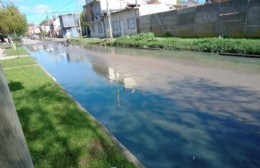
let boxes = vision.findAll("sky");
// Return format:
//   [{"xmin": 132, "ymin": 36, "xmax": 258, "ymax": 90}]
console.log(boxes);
[
  {"xmin": 1, "ymin": 0, "xmax": 205, "ymax": 25},
  {"xmin": 1, "ymin": 0, "xmax": 86, "ymax": 25}
]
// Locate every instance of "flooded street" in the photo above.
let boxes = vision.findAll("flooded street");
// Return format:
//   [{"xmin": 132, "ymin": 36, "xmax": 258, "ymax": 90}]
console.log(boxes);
[{"xmin": 25, "ymin": 40, "xmax": 260, "ymax": 168}]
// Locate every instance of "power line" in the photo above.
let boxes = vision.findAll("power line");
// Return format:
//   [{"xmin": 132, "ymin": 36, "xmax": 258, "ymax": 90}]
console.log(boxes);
[
  {"xmin": 55, "ymin": 0, "xmax": 74, "ymax": 12},
  {"xmin": 25, "ymin": 10, "xmax": 75, "ymax": 16},
  {"xmin": 27, "ymin": 0, "xmax": 76, "ymax": 24}
]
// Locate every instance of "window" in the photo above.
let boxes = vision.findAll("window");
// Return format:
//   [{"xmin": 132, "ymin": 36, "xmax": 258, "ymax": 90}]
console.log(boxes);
[
  {"xmin": 127, "ymin": 18, "xmax": 135, "ymax": 29},
  {"xmin": 112, "ymin": 21, "xmax": 119, "ymax": 31}
]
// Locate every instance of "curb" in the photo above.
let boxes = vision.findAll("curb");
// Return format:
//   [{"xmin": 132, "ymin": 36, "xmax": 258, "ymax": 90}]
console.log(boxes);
[{"xmin": 220, "ymin": 53, "xmax": 260, "ymax": 58}]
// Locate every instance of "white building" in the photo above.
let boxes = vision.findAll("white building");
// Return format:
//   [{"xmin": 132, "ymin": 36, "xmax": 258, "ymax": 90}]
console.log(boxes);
[
  {"xmin": 83, "ymin": 0, "xmax": 177, "ymax": 38},
  {"xmin": 27, "ymin": 24, "xmax": 40, "ymax": 36},
  {"xmin": 50, "ymin": 17, "xmax": 61, "ymax": 37},
  {"xmin": 59, "ymin": 13, "xmax": 80, "ymax": 38}
]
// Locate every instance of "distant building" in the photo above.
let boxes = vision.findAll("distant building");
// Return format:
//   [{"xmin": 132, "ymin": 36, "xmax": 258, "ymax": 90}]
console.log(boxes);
[
  {"xmin": 83, "ymin": 0, "xmax": 177, "ymax": 38},
  {"xmin": 174, "ymin": 0, "xmax": 202, "ymax": 10},
  {"xmin": 49, "ymin": 16, "xmax": 61, "ymax": 37},
  {"xmin": 40, "ymin": 21, "xmax": 51, "ymax": 35},
  {"xmin": 59, "ymin": 13, "xmax": 80, "ymax": 38},
  {"xmin": 27, "ymin": 24, "xmax": 40, "ymax": 36},
  {"xmin": 83, "ymin": 0, "xmax": 130, "ymax": 38}
]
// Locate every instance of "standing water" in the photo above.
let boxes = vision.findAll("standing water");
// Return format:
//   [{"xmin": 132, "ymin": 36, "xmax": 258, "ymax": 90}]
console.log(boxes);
[{"xmin": 26, "ymin": 42, "xmax": 260, "ymax": 168}]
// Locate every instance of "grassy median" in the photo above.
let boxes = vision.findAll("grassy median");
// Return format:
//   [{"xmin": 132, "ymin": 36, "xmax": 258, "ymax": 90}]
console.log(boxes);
[
  {"xmin": 0, "ymin": 57, "xmax": 136, "ymax": 168},
  {"xmin": 68, "ymin": 33, "xmax": 260, "ymax": 55}
]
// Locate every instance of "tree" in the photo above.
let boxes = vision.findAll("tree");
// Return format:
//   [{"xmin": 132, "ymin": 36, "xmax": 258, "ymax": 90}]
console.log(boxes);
[
  {"xmin": 0, "ymin": 5, "xmax": 27, "ymax": 36},
  {"xmin": 80, "ymin": 12, "xmax": 89, "ymax": 36},
  {"xmin": 177, "ymin": 0, "xmax": 183, "ymax": 4}
]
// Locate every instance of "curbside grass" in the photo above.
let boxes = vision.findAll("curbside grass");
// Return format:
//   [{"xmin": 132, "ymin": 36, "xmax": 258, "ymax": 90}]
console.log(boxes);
[
  {"xmin": 113, "ymin": 33, "xmax": 260, "ymax": 55},
  {"xmin": 0, "ymin": 57, "xmax": 137, "ymax": 168},
  {"xmin": 69, "ymin": 33, "xmax": 260, "ymax": 55}
]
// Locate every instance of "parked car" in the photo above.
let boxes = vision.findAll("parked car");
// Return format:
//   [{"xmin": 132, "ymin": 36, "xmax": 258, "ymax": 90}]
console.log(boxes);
[{"xmin": 31, "ymin": 35, "xmax": 39, "ymax": 40}]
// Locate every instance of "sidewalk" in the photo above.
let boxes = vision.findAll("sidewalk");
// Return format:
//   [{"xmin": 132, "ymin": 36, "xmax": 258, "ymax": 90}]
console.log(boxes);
[
  {"xmin": 0, "ymin": 48, "xmax": 4, "ymax": 59},
  {"xmin": 0, "ymin": 48, "xmax": 29, "ymax": 61}
]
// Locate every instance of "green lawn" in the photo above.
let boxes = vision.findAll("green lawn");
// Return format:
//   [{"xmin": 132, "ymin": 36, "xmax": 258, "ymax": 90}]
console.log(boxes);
[
  {"xmin": 70, "ymin": 33, "xmax": 260, "ymax": 55},
  {"xmin": 0, "ymin": 57, "xmax": 136, "ymax": 168},
  {"xmin": 68, "ymin": 38, "xmax": 104, "ymax": 45},
  {"xmin": 3, "ymin": 46, "xmax": 29, "ymax": 56},
  {"xmin": 113, "ymin": 33, "xmax": 260, "ymax": 55}
]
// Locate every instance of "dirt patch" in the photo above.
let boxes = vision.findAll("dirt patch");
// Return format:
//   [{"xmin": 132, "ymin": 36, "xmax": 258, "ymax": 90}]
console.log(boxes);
[{"xmin": 89, "ymin": 140, "xmax": 105, "ymax": 156}]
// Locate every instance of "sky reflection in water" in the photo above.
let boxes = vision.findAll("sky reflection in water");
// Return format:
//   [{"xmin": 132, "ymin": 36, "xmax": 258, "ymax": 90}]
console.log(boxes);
[{"xmin": 27, "ymin": 43, "xmax": 260, "ymax": 168}]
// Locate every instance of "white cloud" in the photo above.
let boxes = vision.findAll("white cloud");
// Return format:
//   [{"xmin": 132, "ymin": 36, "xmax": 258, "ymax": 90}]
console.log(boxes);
[
  {"xmin": 18, "ymin": 4, "xmax": 53, "ymax": 14},
  {"xmin": 9, "ymin": 0, "xmax": 23, "ymax": 3},
  {"xmin": 33, "ymin": 4, "xmax": 53, "ymax": 14},
  {"xmin": 79, "ymin": 0, "xmax": 86, "ymax": 6},
  {"xmin": 18, "ymin": 6, "xmax": 29, "ymax": 11}
]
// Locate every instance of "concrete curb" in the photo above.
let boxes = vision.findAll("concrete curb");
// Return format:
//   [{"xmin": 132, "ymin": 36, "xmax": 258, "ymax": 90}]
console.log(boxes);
[
  {"xmin": 0, "ymin": 48, "xmax": 4, "ymax": 59},
  {"xmin": 220, "ymin": 53, "xmax": 260, "ymax": 58}
]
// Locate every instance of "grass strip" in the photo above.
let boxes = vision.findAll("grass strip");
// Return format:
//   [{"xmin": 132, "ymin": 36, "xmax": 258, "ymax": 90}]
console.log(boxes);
[
  {"xmin": 3, "ymin": 45, "xmax": 29, "ymax": 56},
  {"xmin": 68, "ymin": 38, "xmax": 104, "ymax": 45},
  {"xmin": 0, "ymin": 57, "xmax": 136, "ymax": 168},
  {"xmin": 69, "ymin": 33, "xmax": 260, "ymax": 55}
]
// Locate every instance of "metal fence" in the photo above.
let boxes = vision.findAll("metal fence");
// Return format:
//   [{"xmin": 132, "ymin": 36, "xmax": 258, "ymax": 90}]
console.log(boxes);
[{"xmin": 138, "ymin": 0, "xmax": 260, "ymax": 38}]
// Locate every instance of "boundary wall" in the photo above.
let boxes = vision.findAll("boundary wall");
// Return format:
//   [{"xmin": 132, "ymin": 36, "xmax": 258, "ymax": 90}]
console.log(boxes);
[{"xmin": 138, "ymin": 0, "xmax": 260, "ymax": 38}]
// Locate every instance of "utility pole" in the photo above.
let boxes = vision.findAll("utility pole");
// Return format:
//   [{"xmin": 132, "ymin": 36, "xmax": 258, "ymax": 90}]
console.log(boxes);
[
  {"xmin": 45, "ymin": 10, "xmax": 48, "ymax": 38},
  {"xmin": 106, "ymin": 0, "xmax": 113, "ymax": 40},
  {"xmin": 75, "ymin": 0, "xmax": 82, "ymax": 37},
  {"xmin": 0, "ymin": 1, "xmax": 3, "ymax": 10}
]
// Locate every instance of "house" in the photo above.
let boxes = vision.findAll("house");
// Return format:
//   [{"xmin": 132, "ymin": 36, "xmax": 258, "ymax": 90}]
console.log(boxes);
[
  {"xmin": 103, "ymin": 7, "xmax": 139, "ymax": 37},
  {"xmin": 83, "ymin": 0, "xmax": 177, "ymax": 38},
  {"xmin": 39, "ymin": 17, "xmax": 61, "ymax": 38},
  {"xmin": 174, "ymin": 0, "xmax": 201, "ymax": 10},
  {"xmin": 59, "ymin": 13, "xmax": 80, "ymax": 38},
  {"xmin": 83, "ymin": 0, "xmax": 131, "ymax": 38},
  {"xmin": 49, "ymin": 16, "xmax": 61, "ymax": 37},
  {"xmin": 27, "ymin": 24, "xmax": 40, "ymax": 36},
  {"xmin": 40, "ymin": 21, "xmax": 51, "ymax": 36}
]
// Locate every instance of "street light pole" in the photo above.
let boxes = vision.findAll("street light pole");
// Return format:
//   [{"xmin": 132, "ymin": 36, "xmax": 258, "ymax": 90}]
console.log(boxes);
[{"xmin": 106, "ymin": 0, "xmax": 113, "ymax": 40}]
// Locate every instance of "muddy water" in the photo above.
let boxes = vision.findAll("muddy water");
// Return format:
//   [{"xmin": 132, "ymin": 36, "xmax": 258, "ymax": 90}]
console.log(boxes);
[{"xmin": 26, "ymin": 41, "xmax": 260, "ymax": 168}]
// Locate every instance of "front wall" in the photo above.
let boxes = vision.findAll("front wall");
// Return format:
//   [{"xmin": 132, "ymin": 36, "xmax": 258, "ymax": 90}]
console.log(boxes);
[
  {"xmin": 246, "ymin": 0, "xmax": 260, "ymax": 37},
  {"xmin": 195, "ymin": 3, "xmax": 219, "ymax": 37},
  {"xmin": 105, "ymin": 9, "xmax": 138, "ymax": 37},
  {"xmin": 177, "ymin": 7, "xmax": 196, "ymax": 37},
  {"xmin": 137, "ymin": 0, "xmax": 259, "ymax": 38},
  {"xmin": 137, "ymin": 15, "xmax": 151, "ymax": 33},
  {"xmin": 89, "ymin": 21, "xmax": 105, "ymax": 38},
  {"xmin": 218, "ymin": 0, "xmax": 247, "ymax": 37}
]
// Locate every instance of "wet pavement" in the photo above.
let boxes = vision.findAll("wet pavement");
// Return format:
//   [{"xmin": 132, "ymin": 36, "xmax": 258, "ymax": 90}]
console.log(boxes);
[{"xmin": 24, "ymin": 39, "xmax": 260, "ymax": 168}]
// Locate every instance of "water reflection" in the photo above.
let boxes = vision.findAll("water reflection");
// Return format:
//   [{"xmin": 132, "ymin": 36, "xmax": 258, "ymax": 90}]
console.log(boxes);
[{"xmin": 26, "ymin": 43, "xmax": 260, "ymax": 168}]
